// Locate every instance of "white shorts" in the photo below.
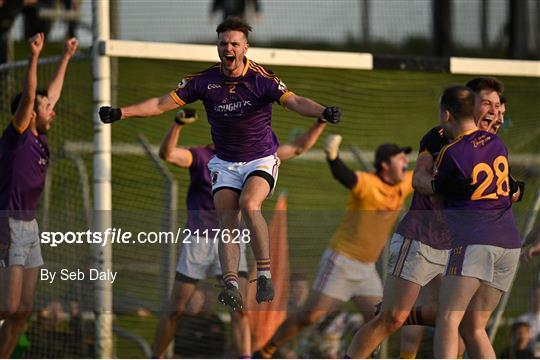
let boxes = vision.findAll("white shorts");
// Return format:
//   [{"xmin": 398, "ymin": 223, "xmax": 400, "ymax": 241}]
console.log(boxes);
[
  {"xmin": 312, "ymin": 248, "xmax": 383, "ymax": 302},
  {"xmin": 0, "ymin": 218, "xmax": 43, "ymax": 269},
  {"xmin": 208, "ymin": 154, "xmax": 280, "ymax": 197},
  {"xmin": 445, "ymin": 244, "xmax": 520, "ymax": 292},
  {"xmin": 176, "ymin": 236, "xmax": 248, "ymax": 281},
  {"xmin": 388, "ymin": 233, "xmax": 449, "ymax": 286}
]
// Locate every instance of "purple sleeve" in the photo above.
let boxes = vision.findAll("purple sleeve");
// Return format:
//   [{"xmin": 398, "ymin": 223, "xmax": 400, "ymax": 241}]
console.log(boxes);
[
  {"xmin": 435, "ymin": 146, "xmax": 457, "ymax": 181},
  {"xmin": 260, "ymin": 74, "xmax": 292, "ymax": 104},
  {"xmin": 2, "ymin": 122, "xmax": 26, "ymax": 148},
  {"xmin": 188, "ymin": 148, "xmax": 203, "ymax": 170},
  {"xmin": 189, "ymin": 147, "xmax": 212, "ymax": 171},
  {"xmin": 170, "ymin": 76, "xmax": 202, "ymax": 106}
]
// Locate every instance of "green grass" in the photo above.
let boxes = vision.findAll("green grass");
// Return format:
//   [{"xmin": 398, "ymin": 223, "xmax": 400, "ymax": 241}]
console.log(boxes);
[{"xmin": 3, "ymin": 42, "xmax": 540, "ymax": 357}]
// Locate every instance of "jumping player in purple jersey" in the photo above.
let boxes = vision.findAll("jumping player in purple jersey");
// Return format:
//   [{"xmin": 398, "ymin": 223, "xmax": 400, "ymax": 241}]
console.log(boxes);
[
  {"xmin": 98, "ymin": 17, "xmax": 341, "ymax": 310},
  {"xmin": 0, "ymin": 34, "xmax": 78, "ymax": 357},
  {"xmin": 431, "ymin": 86, "xmax": 521, "ymax": 358},
  {"xmin": 151, "ymin": 108, "xmax": 328, "ymax": 358}
]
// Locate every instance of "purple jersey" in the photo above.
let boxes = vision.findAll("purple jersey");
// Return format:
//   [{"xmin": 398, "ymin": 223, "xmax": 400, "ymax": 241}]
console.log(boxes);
[
  {"xmin": 396, "ymin": 126, "xmax": 452, "ymax": 249},
  {"xmin": 170, "ymin": 59, "xmax": 293, "ymax": 162},
  {"xmin": 435, "ymin": 129, "xmax": 520, "ymax": 249},
  {"xmin": 185, "ymin": 146, "xmax": 219, "ymax": 232},
  {"xmin": 0, "ymin": 122, "xmax": 49, "ymax": 220}
]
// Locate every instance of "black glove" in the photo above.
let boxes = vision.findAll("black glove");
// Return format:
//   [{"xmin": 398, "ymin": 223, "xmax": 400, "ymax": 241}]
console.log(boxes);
[
  {"xmin": 432, "ymin": 176, "xmax": 475, "ymax": 200},
  {"xmin": 320, "ymin": 106, "xmax": 341, "ymax": 124},
  {"xmin": 509, "ymin": 176, "xmax": 525, "ymax": 202},
  {"xmin": 174, "ymin": 107, "xmax": 198, "ymax": 125},
  {"xmin": 420, "ymin": 127, "xmax": 449, "ymax": 158},
  {"xmin": 99, "ymin": 106, "xmax": 122, "ymax": 124}
]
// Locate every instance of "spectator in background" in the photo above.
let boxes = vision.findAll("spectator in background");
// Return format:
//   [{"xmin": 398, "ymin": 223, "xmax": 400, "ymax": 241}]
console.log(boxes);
[
  {"xmin": 62, "ymin": 0, "xmax": 79, "ymax": 38},
  {"xmin": 0, "ymin": 0, "xmax": 25, "ymax": 63},
  {"xmin": 500, "ymin": 322, "xmax": 535, "ymax": 359},
  {"xmin": 22, "ymin": 0, "xmax": 54, "ymax": 38},
  {"xmin": 209, "ymin": 0, "xmax": 261, "ymax": 23},
  {"xmin": 516, "ymin": 285, "xmax": 540, "ymax": 357}
]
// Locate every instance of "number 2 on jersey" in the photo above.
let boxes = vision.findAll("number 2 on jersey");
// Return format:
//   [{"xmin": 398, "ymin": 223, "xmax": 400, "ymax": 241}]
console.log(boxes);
[{"xmin": 471, "ymin": 155, "xmax": 509, "ymax": 200}]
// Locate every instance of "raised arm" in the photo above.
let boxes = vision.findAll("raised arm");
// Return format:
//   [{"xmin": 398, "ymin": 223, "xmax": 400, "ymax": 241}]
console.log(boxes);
[
  {"xmin": 521, "ymin": 222, "xmax": 540, "ymax": 262},
  {"xmin": 324, "ymin": 134, "xmax": 358, "ymax": 190},
  {"xmin": 47, "ymin": 37, "xmax": 78, "ymax": 109},
  {"xmin": 282, "ymin": 94, "xmax": 341, "ymax": 123},
  {"xmin": 99, "ymin": 93, "xmax": 178, "ymax": 124},
  {"xmin": 13, "ymin": 33, "xmax": 44, "ymax": 133},
  {"xmin": 277, "ymin": 119, "xmax": 326, "ymax": 161},
  {"xmin": 158, "ymin": 108, "xmax": 198, "ymax": 168}
]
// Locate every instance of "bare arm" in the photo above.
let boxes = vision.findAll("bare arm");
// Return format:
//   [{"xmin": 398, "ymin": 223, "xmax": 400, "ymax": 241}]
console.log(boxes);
[
  {"xmin": 158, "ymin": 123, "xmax": 193, "ymax": 168},
  {"xmin": 120, "ymin": 93, "xmax": 178, "ymax": 119},
  {"xmin": 277, "ymin": 120, "xmax": 326, "ymax": 161},
  {"xmin": 521, "ymin": 222, "xmax": 540, "ymax": 262},
  {"xmin": 47, "ymin": 37, "xmax": 78, "ymax": 109},
  {"xmin": 13, "ymin": 33, "xmax": 44, "ymax": 133},
  {"xmin": 282, "ymin": 94, "xmax": 325, "ymax": 118},
  {"xmin": 412, "ymin": 152, "xmax": 435, "ymax": 195}
]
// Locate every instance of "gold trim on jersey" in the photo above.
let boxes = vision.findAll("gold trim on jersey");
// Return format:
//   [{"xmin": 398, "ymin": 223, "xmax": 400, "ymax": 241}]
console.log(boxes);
[
  {"xmin": 242, "ymin": 58, "xmax": 251, "ymax": 76},
  {"xmin": 435, "ymin": 128, "xmax": 477, "ymax": 169},
  {"xmin": 11, "ymin": 119, "xmax": 29, "ymax": 134},
  {"xmin": 249, "ymin": 61, "xmax": 282, "ymax": 84},
  {"xmin": 279, "ymin": 91, "xmax": 294, "ymax": 105},
  {"xmin": 169, "ymin": 91, "xmax": 186, "ymax": 106}
]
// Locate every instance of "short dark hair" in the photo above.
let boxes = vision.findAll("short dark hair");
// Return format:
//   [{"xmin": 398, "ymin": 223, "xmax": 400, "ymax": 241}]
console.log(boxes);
[
  {"xmin": 216, "ymin": 17, "xmax": 252, "ymax": 39},
  {"xmin": 10, "ymin": 89, "xmax": 48, "ymax": 115},
  {"xmin": 511, "ymin": 321, "xmax": 530, "ymax": 333},
  {"xmin": 466, "ymin": 77, "xmax": 504, "ymax": 95},
  {"xmin": 440, "ymin": 86, "xmax": 475, "ymax": 122}
]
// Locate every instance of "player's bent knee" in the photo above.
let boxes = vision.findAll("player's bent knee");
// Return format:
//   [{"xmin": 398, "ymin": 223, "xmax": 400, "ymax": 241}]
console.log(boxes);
[
  {"xmin": 458, "ymin": 321, "xmax": 485, "ymax": 339},
  {"xmin": 380, "ymin": 311, "xmax": 408, "ymax": 333},
  {"xmin": 239, "ymin": 197, "xmax": 263, "ymax": 212}
]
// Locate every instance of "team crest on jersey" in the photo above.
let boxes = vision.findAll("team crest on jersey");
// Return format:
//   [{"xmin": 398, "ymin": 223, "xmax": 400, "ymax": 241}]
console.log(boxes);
[
  {"xmin": 177, "ymin": 78, "xmax": 188, "ymax": 89},
  {"xmin": 211, "ymin": 171, "xmax": 219, "ymax": 185}
]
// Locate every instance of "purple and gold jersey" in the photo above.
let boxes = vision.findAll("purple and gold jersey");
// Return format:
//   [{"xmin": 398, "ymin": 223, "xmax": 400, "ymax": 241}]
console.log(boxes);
[
  {"xmin": 0, "ymin": 122, "xmax": 49, "ymax": 220},
  {"xmin": 396, "ymin": 126, "xmax": 452, "ymax": 250},
  {"xmin": 170, "ymin": 58, "xmax": 294, "ymax": 162},
  {"xmin": 186, "ymin": 146, "xmax": 219, "ymax": 232},
  {"xmin": 435, "ymin": 129, "xmax": 520, "ymax": 249}
]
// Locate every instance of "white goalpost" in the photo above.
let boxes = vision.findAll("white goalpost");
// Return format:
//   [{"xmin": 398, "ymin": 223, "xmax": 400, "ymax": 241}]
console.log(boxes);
[{"xmin": 92, "ymin": 0, "xmax": 113, "ymax": 357}]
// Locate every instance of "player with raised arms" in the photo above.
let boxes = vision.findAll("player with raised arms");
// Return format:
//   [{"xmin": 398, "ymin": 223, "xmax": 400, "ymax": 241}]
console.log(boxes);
[
  {"xmin": 255, "ymin": 136, "xmax": 413, "ymax": 358},
  {"xmin": 152, "ymin": 108, "xmax": 328, "ymax": 358},
  {"xmin": 98, "ymin": 17, "xmax": 341, "ymax": 310},
  {"xmin": 0, "ymin": 34, "xmax": 78, "ymax": 357}
]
